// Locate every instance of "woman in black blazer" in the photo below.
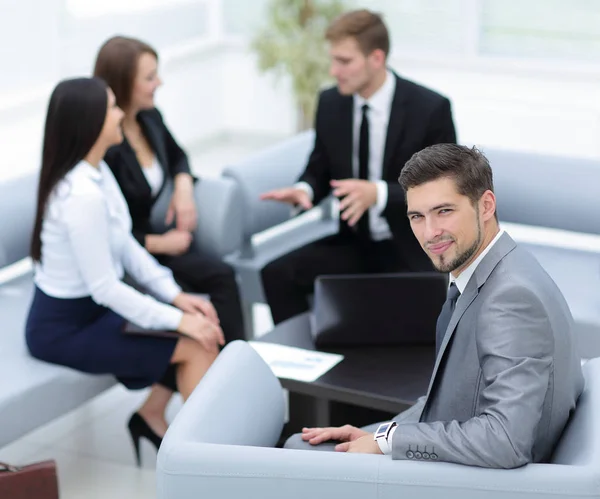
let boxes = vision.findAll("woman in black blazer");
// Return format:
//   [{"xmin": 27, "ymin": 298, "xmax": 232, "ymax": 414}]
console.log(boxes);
[{"xmin": 94, "ymin": 36, "xmax": 245, "ymax": 345}]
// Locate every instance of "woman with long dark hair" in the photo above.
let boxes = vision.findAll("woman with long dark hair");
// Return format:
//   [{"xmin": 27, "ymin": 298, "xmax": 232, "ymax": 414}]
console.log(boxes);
[{"xmin": 26, "ymin": 77, "xmax": 223, "ymax": 465}]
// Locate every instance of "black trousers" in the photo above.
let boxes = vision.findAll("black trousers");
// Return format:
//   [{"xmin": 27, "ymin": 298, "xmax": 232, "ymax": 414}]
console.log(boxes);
[
  {"xmin": 261, "ymin": 233, "xmax": 407, "ymax": 325},
  {"xmin": 157, "ymin": 247, "xmax": 245, "ymax": 343}
]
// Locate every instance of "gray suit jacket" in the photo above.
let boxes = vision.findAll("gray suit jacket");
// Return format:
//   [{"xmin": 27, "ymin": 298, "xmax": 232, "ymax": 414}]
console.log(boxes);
[{"xmin": 391, "ymin": 233, "xmax": 584, "ymax": 468}]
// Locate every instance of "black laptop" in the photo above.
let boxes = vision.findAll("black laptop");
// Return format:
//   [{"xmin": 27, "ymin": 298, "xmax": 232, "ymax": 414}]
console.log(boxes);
[{"xmin": 310, "ymin": 272, "xmax": 447, "ymax": 347}]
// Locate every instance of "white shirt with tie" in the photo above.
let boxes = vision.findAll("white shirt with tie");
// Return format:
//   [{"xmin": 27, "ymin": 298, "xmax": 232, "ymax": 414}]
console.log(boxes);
[
  {"xmin": 296, "ymin": 70, "xmax": 396, "ymax": 241},
  {"xmin": 34, "ymin": 160, "xmax": 184, "ymax": 331}
]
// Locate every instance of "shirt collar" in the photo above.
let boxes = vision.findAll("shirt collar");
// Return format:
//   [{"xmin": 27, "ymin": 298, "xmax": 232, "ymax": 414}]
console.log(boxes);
[
  {"xmin": 76, "ymin": 160, "xmax": 103, "ymax": 182},
  {"xmin": 353, "ymin": 69, "xmax": 395, "ymax": 115},
  {"xmin": 450, "ymin": 229, "xmax": 505, "ymax": 294}
]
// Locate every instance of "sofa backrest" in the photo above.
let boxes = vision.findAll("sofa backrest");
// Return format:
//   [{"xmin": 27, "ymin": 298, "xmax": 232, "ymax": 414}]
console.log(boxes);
[
  {"xmin": 222, "ymin": 130, "xmax": 314, "ymax": 241},
  {"xmin": 0, "ymin": 173, "xmax": 38, "ymax": 268},
  {"xmin": 150, "ymin": 176, "xmax": 243, "ymax": 258},
  {"xmin": 551, "ymin": 358, "xmax": 600, "ymax": 465},
  {"xmin": 486, "ymin": 148, "xmax": 600, "ymax": 235}
]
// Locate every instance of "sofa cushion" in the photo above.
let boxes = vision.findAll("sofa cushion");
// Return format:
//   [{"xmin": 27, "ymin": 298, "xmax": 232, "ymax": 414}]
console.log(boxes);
[{"xmin": 0, "ymin": 273, "xmax": 114, "ymax": 448}]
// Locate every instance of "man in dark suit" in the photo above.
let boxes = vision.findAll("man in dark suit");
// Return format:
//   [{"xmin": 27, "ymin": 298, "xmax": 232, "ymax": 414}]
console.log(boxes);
[{"xmin": 260, "ymin": 9, "xmax": 457, "ymax": 324}]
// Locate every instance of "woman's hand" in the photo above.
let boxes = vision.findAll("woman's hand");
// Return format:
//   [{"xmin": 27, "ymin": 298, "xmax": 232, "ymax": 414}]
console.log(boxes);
[
  {"xmin": 145, "ymin": 229, "xmax": 192, "ymax": 256},
  {"xmin": 172, "ymin": 293, "xmax": 219, "ymax": 326},
  {"xmin": 166, "ymin": 173, "xmax": 197, "ymax": 232},
  {"xmin": 177, "ymin": 312, "xmax": 224, "ymax": 352}
]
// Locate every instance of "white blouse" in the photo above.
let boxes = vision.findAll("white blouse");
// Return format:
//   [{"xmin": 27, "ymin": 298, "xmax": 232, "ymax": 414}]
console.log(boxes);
[
  {"xmin": 142, "ymin": 157, "xmax": 165, "ymax": 197},
  {"xmin": 34, "ymin": 160, "xmax": 183, "ymax": 330}
]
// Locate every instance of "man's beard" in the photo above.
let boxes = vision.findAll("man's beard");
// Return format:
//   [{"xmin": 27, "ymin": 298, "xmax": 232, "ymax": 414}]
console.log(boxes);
[{"xmin": 433, "ymin": 220, "xmax": 483, "ymax": 274}]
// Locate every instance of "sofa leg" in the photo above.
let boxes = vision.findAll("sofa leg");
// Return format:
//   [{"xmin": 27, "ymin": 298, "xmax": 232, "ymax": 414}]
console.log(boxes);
[{"xmin": 242, "ymin": 301, "xmax": 255, "ymax": 340}]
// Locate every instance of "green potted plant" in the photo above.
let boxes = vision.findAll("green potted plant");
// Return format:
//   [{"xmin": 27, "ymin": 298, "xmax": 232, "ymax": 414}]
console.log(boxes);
[{"xmin": 251, "ymin": 0, "xmax": 347, "ymax": 131}]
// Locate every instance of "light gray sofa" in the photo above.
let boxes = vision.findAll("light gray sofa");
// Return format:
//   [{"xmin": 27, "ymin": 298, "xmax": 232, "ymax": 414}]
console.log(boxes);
[
  {"xmin": 0, "ymin": 173, "xmax": 115, "ymax": 449},
  {"xmin": 0, "ymin": 172, "xmax": 243, "ymax": 449},
  {"xmin": 222, "ymin": 131, "xmax": 338, "ymax": 334},
  {"xmin": 157, "ymin": 340, "xmax": 600, "ymax": 499},
  {"xmin": 487, "ymin": 148, "xmax": 600, "ymax": 357}
]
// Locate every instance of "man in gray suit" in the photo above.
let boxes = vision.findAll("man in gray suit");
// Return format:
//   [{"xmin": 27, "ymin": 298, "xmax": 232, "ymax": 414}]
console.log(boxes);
[{"xmin": 286, "ymin": 143, "xmax": 584, "ymax": 468}]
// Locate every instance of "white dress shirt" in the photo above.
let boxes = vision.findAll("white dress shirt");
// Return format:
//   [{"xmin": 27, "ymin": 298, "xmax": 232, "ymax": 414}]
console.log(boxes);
[
  {"xmin": 296, "ymin": 70, "xmax": 396, "ymax": 240},
  {"xmin": 450, "ymin": 229, "xmax": 505, "ymax": 294},
  {"xmin": 384, "ymin": 229, "xmax": 506, "ymax": 453},
  {"xmin": 141, "ymin": 157, "xmax": 165, "ymax": 198},
  {"xmin": 34, "ymin": 160, "xmax": 183, "ymax": 330}
]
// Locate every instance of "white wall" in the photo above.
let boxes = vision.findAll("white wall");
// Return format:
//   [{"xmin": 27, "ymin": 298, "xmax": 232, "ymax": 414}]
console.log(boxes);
[{"xmin": 2, "ymin": 0, "xmax": 600, "ymax": 184}]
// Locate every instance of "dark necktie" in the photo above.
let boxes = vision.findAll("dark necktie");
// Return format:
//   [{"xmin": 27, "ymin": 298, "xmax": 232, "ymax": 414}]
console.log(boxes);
[
  {"xmin": 435, "ymin": 283, "xmax": 460, "ymax": 356},
  {"xmin": 357, "ymin": 103, "xmax": 371, "ymax": 239}
]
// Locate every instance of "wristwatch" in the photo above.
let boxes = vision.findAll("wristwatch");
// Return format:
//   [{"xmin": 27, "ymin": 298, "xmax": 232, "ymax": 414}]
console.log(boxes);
[{"xmin": 374, "ymin": 421, "xmax": 397, "ymax": 454}]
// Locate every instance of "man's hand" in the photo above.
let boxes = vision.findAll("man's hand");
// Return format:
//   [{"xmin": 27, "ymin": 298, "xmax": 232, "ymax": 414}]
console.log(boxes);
[
  {"xmin": 301, "ymin": 425, "xmax": 368, "ymax": 446},
  {"xmin": 260, "ymin": 187, "xmax": 313, "ymax": 210},
  {"xmin": 331, "ymin": 179, "xmax": 377, "ymax": 226},
  {"xmin": 166, "ymin": 174, "xmax": 197, "ymax": 232},
  {"xmin": 335, "ymin": 433, "xmax": 382, "ymax": 454},
  {"xmin": 172, "ymin": 293, "xmax": 220, "ymax": 327}
]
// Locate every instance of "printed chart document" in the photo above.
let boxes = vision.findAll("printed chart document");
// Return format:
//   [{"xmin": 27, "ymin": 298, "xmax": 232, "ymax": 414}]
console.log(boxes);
[{"xmin": 248, "ymin": 341, "xmax": 344, "ymax": 382}]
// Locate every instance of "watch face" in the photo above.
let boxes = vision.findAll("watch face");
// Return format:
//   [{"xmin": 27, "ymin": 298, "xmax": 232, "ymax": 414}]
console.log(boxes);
[{"xmin": 376, "ymin": 423, "xmax": 391, "ymax": 437}]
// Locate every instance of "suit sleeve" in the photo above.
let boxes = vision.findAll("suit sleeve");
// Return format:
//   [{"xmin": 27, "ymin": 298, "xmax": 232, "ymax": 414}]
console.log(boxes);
[
  {"xmin": 391, "ymin": 285, "xmax": 553, "ymax": 468},
  {"xmin": 297, "ymin": 92, "xmax": 333, "ymax": 206}
]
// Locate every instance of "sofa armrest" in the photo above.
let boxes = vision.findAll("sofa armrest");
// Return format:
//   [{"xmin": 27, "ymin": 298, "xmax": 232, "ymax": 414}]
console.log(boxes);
[
  {"xmin": 159, "ymin": 341, "xmax": 285, "ymax": 447},
  {"xmin": 223, "ymin": 198, "xmax": 338, "ymax": 305},
  {"xmin": 156, "ymin": 442, "xmax": 596, "ymax": 499}
]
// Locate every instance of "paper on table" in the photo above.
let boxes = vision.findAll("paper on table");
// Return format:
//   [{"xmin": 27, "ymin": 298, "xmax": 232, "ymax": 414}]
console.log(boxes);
[{"xmin": 248, "ymin": 341, "xmax": 344, "ymax": 382}]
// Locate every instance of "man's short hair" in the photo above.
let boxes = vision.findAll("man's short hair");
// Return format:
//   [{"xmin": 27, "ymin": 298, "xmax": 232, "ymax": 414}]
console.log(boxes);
[
  {"xmin": 325, "ymin": 9, "xmax": 390, "ymax": 57},
  {"xmin": 399, "ymin": 144, "xmax": 496, "ymax": 216}
]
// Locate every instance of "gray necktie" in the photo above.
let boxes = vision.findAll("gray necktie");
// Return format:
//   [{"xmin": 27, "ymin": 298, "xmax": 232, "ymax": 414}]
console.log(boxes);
[{"xmin": 435, "ymin": 283, "xmax": 460, "ymax": 356}]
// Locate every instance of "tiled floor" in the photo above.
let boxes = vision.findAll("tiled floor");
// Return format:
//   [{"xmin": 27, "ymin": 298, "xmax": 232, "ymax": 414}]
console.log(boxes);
[{"xmin": 0, "ymin": 134, "xmax": 280, "ymax": 498}]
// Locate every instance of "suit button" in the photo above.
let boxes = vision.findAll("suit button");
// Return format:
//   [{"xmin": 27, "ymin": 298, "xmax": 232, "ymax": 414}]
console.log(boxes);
[
  {"xmin": 406, "ymin": 451, "xmax": 414, "ymax": 459},
  {"xmin": 430, "ymin": 453, "xmax": 438, "ymax": 460},
  {"xmin": 414, "ymin": 452, "xmax": 422, "ymax": 460},
  {"xmin": 422, "ymin": 452, "xmax": 430, "ymax": 460}
]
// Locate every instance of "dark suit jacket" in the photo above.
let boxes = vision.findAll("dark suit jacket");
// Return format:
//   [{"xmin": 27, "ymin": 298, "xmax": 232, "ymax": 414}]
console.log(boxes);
[
  {"xmin": 298, "ymin": 73, "xmax": 456, "ymax": 271},
  {"xmin": 104, "ymin": 108, "xmax": 194, "ymax": 245}
]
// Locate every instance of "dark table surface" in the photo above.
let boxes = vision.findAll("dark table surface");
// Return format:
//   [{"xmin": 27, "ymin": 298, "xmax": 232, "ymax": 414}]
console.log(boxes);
[{"xmin": 257, "ymin": 312, "xmax": 436, "ymax": 414}]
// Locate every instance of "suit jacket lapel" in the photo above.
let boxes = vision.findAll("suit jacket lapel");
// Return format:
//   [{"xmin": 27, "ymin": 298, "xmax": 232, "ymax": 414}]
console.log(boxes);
[
  {"xmin": 382, "ymin": 73, "xmax": 407, "ymax": 179},
  {"xmin": 423, "ymin": 233, "xmax": 518, "ymax": 399},
  {"xmin": 138, "ymin": 112, "xmax": 169, "ymax": 174},
  {"xmin": 120, "ymin": 138, "xmax": 152, "ymax": 196}
]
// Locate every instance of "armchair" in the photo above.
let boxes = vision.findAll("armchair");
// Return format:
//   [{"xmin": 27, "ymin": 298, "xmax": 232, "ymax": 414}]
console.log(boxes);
[{"xmin": 157, "ymin": 340, "xmax": 600, "ymax": 499}]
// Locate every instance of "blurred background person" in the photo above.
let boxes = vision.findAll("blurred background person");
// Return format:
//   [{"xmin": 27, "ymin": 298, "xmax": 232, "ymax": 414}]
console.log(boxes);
[
  {"xmin": 260, "ymin": 10, "xmax": 456, "ymax": 324},
  {"xmin": 94, "ymin": 35, "xmax": 245, "ymax": 343}
]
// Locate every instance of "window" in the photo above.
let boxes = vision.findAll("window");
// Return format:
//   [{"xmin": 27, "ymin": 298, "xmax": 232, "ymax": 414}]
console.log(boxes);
[
  {"xmin": 481, "ymin": 0, "xmax": 600, "ymax": 62},
  {"xmin": 66, "ymin": 0, "xmax": 197, "ymax": 18}
]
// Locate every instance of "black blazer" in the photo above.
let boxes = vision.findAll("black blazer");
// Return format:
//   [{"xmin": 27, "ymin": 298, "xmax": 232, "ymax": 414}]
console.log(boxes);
[
  {"xmin": 104, "ymin": 108, "xmax": 194, "ymax": 245},
  {"xmin": 298, "ymin": 73, "xmax": 457, "ymax": 271}
]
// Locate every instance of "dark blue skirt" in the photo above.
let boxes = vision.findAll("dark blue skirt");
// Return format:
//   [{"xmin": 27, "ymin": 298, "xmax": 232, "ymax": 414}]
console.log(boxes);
[{"xmin": 26, "ymin": 287, "xmax": 178, "ymax": 390}]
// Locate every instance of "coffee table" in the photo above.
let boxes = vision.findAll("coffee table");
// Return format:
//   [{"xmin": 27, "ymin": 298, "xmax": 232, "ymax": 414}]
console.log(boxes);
[{"xmin": 257, "ymin": 312, "xmax": 436, "ymax": 437}]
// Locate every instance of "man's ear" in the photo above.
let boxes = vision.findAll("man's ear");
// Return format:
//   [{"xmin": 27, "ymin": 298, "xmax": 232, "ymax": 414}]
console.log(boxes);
[
  {"xmin": 480, "ymin": 190, "xmax": 496, "ymax": 222},
  {"xmin": 369, "ymin": 48, "xmax": 386, "ymax": 68}
]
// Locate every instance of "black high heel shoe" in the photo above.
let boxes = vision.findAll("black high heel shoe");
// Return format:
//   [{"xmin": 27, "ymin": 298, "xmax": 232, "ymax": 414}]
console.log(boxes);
[{"xmin": 127, "ymin": 412, "xmax": 163, "ymax": 467}]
